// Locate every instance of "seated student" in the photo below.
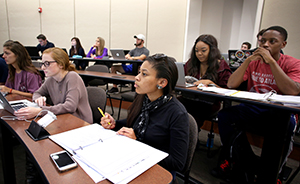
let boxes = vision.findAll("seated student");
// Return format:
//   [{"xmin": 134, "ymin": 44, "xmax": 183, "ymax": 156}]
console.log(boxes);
[
  {"xmin": 69, "ymin": 37, "xmax": 87, "ymax": 70},
  {"xmin": 178, "ymin": 34, "xmax": 232, "ymax": 131},
  {"xmin": 86, "ymin": 36, "xmax": 108, "ymax": 59},
  {"xmin": 0, "ymin": 55, "xmax": 8, "ymax": 85},
  {"xmin": 212, "ymin": 26, "xmax": 300, "ymax": 183},
  {"xmin": 100, "ymin": 53, "xmax": 189, "ymax": 180},
  {"xmin": 14, "ymin": 47, "xmax": 93, "ymax": 124},
  {"xmin": 241, "ymin": 41, "xmax": 252, "ymax": 50},
  {"xmin": 36, "ymin": 34, "xmax": 55, "ymax": 54},
  {"xmin": 108, "ymin": 34, "xmax": 150, "ymax": 93},
  {"xmin": 0, "ymin": 40, "xmax": 42, "ymax": 97}
]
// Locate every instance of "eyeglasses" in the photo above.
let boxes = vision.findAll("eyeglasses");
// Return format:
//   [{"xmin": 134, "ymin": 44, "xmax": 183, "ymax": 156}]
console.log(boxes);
[{"xmin": 40, "ymin": 61, "xmax": 57, "ymax": 68}]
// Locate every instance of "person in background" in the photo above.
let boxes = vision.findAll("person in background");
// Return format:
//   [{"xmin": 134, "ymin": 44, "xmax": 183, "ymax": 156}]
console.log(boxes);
[
  {"xmin": 0, "ymin": 40, "xmax": 42, "ymax": 98},
  {"xmin": 69, "ymin": 37, "xmax": 87, "ymax": 70},
  {"xmin": 241, "ymin": 41, "xmax": 251, "ymax": 50},
  {"xmin": 86, "ymin": 36, "xmax": 108, "ymax": 59},
  {"xmin": 108, "ymin": 34, "xmax": 150, "ymax": 93},
  {"xmin": 0, "ymin": 54, "xmax": 8, "ymax": 85},
  {"xmin": 213, "ymin": 26, "xmax": 300, "ymax": 183},
  {"xmin": 36, "ymin": 34, "xmax": 55, "ymax": 54},
  {"xmin": 14, "ymin": 47, "xmax": 93, "ymax": 123},
  {"xmin": 178, "ymin": 34, "xmax": 232, "ymax": 132},
  {"xmin": 100, "ymin": 53, "xmax": 189, "ymax": 181}
]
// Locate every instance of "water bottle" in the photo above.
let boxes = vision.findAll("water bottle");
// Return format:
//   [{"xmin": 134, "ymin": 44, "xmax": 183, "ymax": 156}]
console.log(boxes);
[{"xmin": 206, "ymin": 132, "xmax": 214, "ymax": 148}]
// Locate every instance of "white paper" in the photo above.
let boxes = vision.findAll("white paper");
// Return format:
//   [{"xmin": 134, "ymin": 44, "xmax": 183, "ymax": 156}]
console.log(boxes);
[{"xmin": 49, "ymin": 124, "xmax": 168, "ymax": 184}]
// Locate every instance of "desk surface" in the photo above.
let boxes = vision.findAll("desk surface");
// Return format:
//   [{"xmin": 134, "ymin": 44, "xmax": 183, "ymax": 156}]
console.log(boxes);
[{"xmin": 0, "ymin": 94, "xmax": 172, "ymax": 184}]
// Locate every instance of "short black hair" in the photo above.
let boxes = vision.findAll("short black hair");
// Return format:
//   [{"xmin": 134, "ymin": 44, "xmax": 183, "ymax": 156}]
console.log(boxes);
[
  {"xmin": 256, "ymin": 29, "xmax": 266, "ymax": 38},
  {"xmin": 36, "ymin": 34, "xmax": 46, "ymax": 40},
  {"xmin": 264, "ymin": 26, "xmax": 288, "ymax": 41}
]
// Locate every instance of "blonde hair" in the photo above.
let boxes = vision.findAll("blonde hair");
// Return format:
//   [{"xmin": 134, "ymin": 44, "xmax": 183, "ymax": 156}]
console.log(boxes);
[
  {"xmin": 43, "ymin": 47, "xmax": 76, "ymax": 72},
  {"xmin": 96, "ymin": 37, "xmax": 105, "ymax": 56}
]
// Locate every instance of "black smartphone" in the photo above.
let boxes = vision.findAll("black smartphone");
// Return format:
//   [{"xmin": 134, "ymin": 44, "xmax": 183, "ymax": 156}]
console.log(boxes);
[{"xmin": 50, "ymin": 150, "xmax": 77, "ymax": 172}]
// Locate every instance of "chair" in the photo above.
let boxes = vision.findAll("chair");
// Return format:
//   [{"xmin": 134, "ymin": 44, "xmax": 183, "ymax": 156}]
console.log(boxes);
[
  {"xmin": 86, "ymin": 86, "xmax": 107, "ymax": 123},
  {"xmin": 176, "ymin": 113, "xmax": 198, "ymax": 184},
  {"xmin": 85, "ymin": 64, "xmax": 109, "ymax": 89},
  {"xmin": 117, "ymin": 91, "xmax": 136, "ymax": 120},
  {"xmin": 85, "ymin": 64, "xmax": 114, "ymax": 116}
]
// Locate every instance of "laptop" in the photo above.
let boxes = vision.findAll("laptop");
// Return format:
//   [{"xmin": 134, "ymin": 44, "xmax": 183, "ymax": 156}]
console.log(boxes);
[
  {"xmin": 110, "ymin": 49, "xmax": 126, "ymax": 60},
  {"xmin": 25, "ymin": 46, "xmax": 40, "ymax": 57},
  {"xmin": 0, "ymin": 92, "xmax": 37, "ymax": 114},
  {"xmin": 228, "ymin": 49, "xmax": 253, "ymax": 67},
  {"xmin": 175, "ymin": 62, "xmax": 195, "ymax": 88}
]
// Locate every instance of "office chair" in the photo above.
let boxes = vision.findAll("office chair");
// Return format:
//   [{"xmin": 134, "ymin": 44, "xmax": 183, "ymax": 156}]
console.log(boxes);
[
  {"xmin": 86, "ymin": 87, "xmax": 107, "ymax": 123},
  {"xmin": 85, "ymin": 64, "xmax": 114, "ymax": 116},
  {"xmin": 176, "ymin": 113, "xmax": 199, "ymax": 184}
]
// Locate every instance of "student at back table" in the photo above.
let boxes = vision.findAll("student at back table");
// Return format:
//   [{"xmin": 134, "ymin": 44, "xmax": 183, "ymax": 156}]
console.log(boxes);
[
  {"xmin": 108, "ymin": 34, "xmax": 150, "ymax": 93},
  {"xmin": 36, "ymin": 34, "xmax": 55, "ymax": 54},
  {"xmin": 213, "ymin": 26, "xmax": 300, "ymax": 183}
]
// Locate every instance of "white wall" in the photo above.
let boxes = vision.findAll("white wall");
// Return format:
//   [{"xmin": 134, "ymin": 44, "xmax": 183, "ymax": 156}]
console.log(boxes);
[{"xmin": 1, "ymin": 0, "xmax": 299, "ymax": 61}]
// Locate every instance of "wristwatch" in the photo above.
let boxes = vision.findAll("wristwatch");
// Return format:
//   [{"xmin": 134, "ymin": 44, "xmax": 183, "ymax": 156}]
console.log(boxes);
[{"xmin": 132, "ymin": 56, "xmax": 135, "ymax": 60}]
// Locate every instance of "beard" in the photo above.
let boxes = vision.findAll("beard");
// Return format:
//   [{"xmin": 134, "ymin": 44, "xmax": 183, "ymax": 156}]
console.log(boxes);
[{"xmin": 135, "ymin": 42, "xmax": 142, "ymax": 47}]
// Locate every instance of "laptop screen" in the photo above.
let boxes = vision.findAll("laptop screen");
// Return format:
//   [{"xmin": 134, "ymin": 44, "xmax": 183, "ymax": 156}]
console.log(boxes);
[{"xmin": 110, "ymin": 49, "xmax": 126, "ymax": 60}]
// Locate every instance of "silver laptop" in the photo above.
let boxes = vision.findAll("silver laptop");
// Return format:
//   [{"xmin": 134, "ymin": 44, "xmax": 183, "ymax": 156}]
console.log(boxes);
[
  {"xmin": 0, "ymin": 92, "xmax": 30, "ymax": 114},
  {"xmin": 175, "ymin": 62, "xmax": 195, "ymax": 88},
  {"xmin": 110, "ymin": 49, "xmax": 126, "ymax": 60}
]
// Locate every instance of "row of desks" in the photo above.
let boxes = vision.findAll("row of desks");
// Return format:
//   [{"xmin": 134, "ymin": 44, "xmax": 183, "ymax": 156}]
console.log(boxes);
[{"xmin": 4, "ymin": 68, "xmax": 300, "ymax": 183}]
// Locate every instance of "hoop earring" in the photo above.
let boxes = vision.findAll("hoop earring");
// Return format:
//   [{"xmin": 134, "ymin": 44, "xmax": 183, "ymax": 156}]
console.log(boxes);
[{"xmin": 157, "ymin": 85, "xmax": 162, "ymax": 89}]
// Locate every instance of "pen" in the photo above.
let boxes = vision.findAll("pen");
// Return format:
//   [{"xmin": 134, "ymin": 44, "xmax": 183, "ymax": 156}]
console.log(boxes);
[{"xmin": 98, "ymin": 107, "xmax": 111, "ymax": 125}]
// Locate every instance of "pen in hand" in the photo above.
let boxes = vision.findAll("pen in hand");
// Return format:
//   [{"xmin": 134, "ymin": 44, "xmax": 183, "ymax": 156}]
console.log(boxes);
[{"xmin": 98, "ymin": 107, "xmax": 111, "ymax": 125}]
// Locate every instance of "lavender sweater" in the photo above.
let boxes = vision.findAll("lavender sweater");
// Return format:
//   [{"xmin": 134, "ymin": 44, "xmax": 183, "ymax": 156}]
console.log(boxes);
[
  {"xmin": 86, "ymin": 47, "xmax": 108, "ymax": 59},
  {"xmin": 33, "ymin": 71, "xmax": 93, "ymax": 124}
]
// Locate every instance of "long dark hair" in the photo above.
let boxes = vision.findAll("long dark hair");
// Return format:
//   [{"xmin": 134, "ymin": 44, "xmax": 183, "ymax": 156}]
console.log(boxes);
[
  {"xmin": 126, "ymin": 54, "xmax": 178, "ymax": 127},
  {"xmin": 3, "ymin": 40, "xmax": 40, "ymax": 82},
  {"xmin": 186, "ymin": 34, "xmax": 221, "ymax": 83},
  {"xmin": 70, "ymin": 37, "xmax": 86, "ymax": 57}
]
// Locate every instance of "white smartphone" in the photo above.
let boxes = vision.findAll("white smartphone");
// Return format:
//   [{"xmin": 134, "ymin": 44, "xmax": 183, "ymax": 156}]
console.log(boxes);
[{"xmin": 50, "ymin": 150, "xmax": 78, "ymax": 172}]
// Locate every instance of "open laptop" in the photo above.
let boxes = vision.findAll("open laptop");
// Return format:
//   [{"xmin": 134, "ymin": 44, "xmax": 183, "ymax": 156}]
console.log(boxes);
[
  {"xmin": 228, "ymin": 49, "xmax": 253, "ymax": 67},
  {"xmin": 175, "ymin": 62, "xmax": 195, "ymax": 88},
  {"xmin": 0, "ymin": 92, "xmax": 37, "ymax": 114},
  {"xmin": 110, "ymin": 49, "xmax": 126, "ymax": 60},
  {"xmin": 25, "ymin": 46, "xmax": 40, "ymax": 57}
]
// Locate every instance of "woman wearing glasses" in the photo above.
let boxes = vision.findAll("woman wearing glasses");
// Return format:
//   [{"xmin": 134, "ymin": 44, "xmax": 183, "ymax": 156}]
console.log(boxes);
[
  {"xmin": 15, "ymin": 47, "xmax": 93, "ymax": 124},
  {"xmin": 0, "ymin": 40, "xmax": 42, "ymax": 97},
  {"xmin": 100, "ymin": 54, "xmax": 189, "ymax": 180}
]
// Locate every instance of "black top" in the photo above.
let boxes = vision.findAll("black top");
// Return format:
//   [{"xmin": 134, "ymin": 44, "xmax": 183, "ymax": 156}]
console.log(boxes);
[
  {"xmin": 116, "ymin": 97, "xmax": 189, "ymax": 172},
  {"xmin": 37, "ymin": 41, "xmax": 55, "ymax": 53}
]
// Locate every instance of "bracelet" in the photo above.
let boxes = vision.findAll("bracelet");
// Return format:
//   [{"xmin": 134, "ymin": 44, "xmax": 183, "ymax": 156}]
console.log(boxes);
[{"xmin": 9, "ymin": 88, "xmax": 12, "ymax": 94}]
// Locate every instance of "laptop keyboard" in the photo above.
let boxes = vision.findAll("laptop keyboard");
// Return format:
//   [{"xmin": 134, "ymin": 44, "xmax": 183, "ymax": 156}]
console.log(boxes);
[{"xmin": 11, "ymin": 102, "xmax": 27, "ymax": 111}]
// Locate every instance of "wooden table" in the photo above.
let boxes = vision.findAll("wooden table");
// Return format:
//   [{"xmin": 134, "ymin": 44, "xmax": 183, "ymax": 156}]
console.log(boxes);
[{"xmin": 0, "ymin": 94, "xmax": 172, "ymax": 184}]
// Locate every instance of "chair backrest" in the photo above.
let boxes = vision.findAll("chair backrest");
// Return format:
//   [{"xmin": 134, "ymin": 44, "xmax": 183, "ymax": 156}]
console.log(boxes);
[
  {"xmin": 86, "ymin": 86, "xmax": 107, "ymax": 123},
  {"xmin": 181, "ymin": 113, "xmax": 198, "ymax": 177},
  {"xmin": 86, "ymin": 64, "xmax": 109, "ymax": 73}
]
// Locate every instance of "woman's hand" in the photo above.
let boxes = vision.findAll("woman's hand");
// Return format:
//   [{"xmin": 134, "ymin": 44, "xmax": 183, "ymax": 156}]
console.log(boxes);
[
  {"xmin": 100, "ymin": 113, "xmax": 116, "ymax": 129},
  {"xmin": 35, "ymin": 96, "xmax": 46, "ymax": 107},
  {"xmin": 117, "ymin": 127, "xmax": 136, "ymax": 140},
  {"xmin": 0, "ymin": 85, "xmax": 11, "ymax": 93},
  {"xmin": 14, "ymin": 107, "xmax": 42, "ymax": 120},
  {"xmin": 194, "ymin": 79, "xmax": 216, "ymax": 87}
]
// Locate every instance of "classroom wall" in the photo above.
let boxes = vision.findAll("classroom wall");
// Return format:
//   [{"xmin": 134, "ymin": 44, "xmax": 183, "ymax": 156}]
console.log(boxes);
[
  {"xmin": 0, "ymin": 0, "xmax": 299, "ymax": 62},
  {"xmin": 260, "ymin": 0, "xmax": 300, "ymax": 59}
]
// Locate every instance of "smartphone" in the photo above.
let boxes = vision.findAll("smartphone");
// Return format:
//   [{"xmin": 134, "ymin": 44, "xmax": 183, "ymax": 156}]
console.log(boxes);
[{"xmin": 50, "ymin": 150, "xmax": 77, "ymax": 172}]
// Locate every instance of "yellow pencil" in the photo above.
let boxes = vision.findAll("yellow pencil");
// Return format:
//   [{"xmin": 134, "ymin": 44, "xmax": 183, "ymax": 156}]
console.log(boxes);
[{"xmin": 98, "ymin": 107, "xmax": 111, "ymax": 125}]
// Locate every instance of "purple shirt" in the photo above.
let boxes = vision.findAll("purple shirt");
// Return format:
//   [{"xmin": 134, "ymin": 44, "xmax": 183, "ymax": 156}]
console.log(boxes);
[
  {"xmin": 86, "ymin": 47, "xmax": 108, "ymax": 59},
  {"xmin": 5, "ymin": 71, "xmax": 42, "ymax": 93}
]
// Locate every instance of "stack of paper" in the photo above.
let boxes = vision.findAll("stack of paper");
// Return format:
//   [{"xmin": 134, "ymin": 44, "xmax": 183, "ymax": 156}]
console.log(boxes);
[{"xmin": 49, "ymin": 124, "xmax": 168, "ymax": 184}]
